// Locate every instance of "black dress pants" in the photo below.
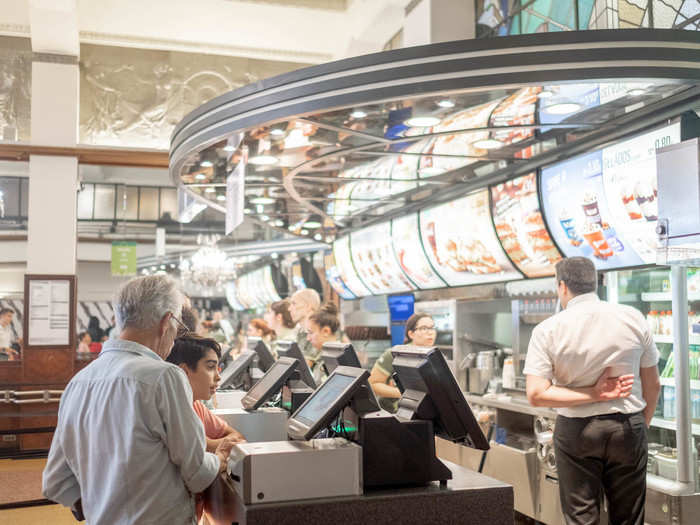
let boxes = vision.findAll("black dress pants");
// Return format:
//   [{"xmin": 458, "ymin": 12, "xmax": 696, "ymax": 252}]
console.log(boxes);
[{"xmin": 553, "ymin": 411, "xmax": 647, "ymax": 525}]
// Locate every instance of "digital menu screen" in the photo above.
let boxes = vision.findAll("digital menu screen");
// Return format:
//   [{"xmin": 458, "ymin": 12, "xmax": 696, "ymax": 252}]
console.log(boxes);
[
  {"xmin": 261, "ymin": 266, "xmax": 282, "ymax": 304},
  {"xmin": 491, "ymin": 173, "xmax": 562, "ymax": 277},
  {"xmin": 348, "ymin": 158, "xmax": 394, "ymax": 206},
  {"xmin": 332, "ymin": 236, "xmax": 371, "ymax": 297},
  {"xmin": 391, "ymin": 140, "xmax": 423, "ymax": 192},
  {"xmin": 429, "ymin": 99, "xmax": 502, "ymax": 173},
  {"xmin": 323, "ymin": 251, "xmax": 356, "ymax": 300},
  {"xmin": 419, "ymin": 189, "xmax": 522, "ymax": 286},
  {"xmin": 538, "ymin": 84, "xmax": 600, "ymax": 130},
  {"xmin": 391, "ymin": 213, "xmax": 446, "ymax": 289},
  {"xmin": 540, "ymin": 151, "xmax": 644, "ymax": 269},
  {"xmin": 350, "ymin": 221, "xmax": 415, "ymax": 294},
  {"xmin": 489, "ymin": 87, "xmax": 540, "ymax": 146},
  {"xmin": 600, "ymin": 123, "xmax": 680, "ymax": 264},
  {"xmin": 226, "ymin": 281, "xmax": 246, "ymax": 311}
]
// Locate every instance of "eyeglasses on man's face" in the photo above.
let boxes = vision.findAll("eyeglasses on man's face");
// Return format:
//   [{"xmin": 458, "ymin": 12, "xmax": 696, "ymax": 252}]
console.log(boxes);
[{"xmin": 170, "ymin": 314, "xmax": 190, "ymax": 335}]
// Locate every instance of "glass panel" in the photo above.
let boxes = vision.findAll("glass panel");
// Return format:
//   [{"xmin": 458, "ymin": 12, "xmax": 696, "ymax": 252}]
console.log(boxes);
[
  {"xmin": 20, "ymin": 178, "xmax": 28, "ymax": 217},
  {"xmin": 159, "ymin": 188, "xmax": 177, "ymax": 220},
  {"xmin": 116, "ymin": 185, "xmax": 138, "ymax": 220},
  {"xmin": 619, "ymin": 0, "xmax": 648, "ymax": 28},
  {"xmin": 0, "ymin": 36, "xmax": 32, "ymax": 142},
  {"xmin": 77, "ymin": 183, "xmax": 95, "ymax": 219},
  {"xmin": 93, "ymin": 184, "xmax": 116, "ymax": 220},
  {"xmin": 0, "ymin": 177, "xmax": 20, "ymax": 217},
  {"xmin": 138, "ymin": 187, "xmax": 159, "ymax": 221}
]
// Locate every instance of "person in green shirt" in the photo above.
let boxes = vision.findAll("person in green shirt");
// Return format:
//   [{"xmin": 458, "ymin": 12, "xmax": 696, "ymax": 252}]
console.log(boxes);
[{"xmin": 369, "ymin": 312, "xmax": 436, "ymax": 412}]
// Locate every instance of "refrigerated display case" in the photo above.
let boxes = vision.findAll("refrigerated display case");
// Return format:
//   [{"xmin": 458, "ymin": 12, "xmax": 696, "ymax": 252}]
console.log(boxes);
[{"xmin": 419, "ymin": 189, "xmax": 522, "ymax": 286}]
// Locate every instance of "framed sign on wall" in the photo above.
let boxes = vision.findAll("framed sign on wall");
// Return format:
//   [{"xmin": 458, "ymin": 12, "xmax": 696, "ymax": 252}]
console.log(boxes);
[{"xmin": 23, "ymin": 275, "xmax": 77, "ymax": 350}]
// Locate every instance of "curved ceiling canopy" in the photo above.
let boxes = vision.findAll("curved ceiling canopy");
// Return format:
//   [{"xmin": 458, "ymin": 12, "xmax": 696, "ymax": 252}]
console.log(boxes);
[{"xmin": 170, "ymin": 29, "xmax": 700, "ymax": 243}]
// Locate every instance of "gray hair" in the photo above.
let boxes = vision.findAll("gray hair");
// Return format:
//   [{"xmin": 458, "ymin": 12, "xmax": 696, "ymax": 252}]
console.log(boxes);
[
  {"xmin": 113, "ymin": 275, "xmax": 183, "ymax": 331},
  {"xmin": 555, "ymin": 257, "xmax": 597, "ymax": 296}
]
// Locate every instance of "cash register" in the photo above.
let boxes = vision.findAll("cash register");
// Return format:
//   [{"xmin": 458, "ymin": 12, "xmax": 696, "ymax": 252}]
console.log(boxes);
[
  {"xmin": 321, "ymin": 342, "xmax": 362, "ymax": 375},
  {"xmin": 227, "ymin": 346, "xmax": 488, "ymax": 503},
  {"xmin": 275, "ymin": 340, "xmax": 316, "ymax": 412},
  {"xmin": 216, "ymin": 338, "xmax": 276, "ymax": 409}
]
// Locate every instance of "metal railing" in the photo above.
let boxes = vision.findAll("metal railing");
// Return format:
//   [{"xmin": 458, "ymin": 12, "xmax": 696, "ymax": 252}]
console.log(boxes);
[{"xmin": 0, "ymin": 390, "xmax": 62, "ymax": 404}]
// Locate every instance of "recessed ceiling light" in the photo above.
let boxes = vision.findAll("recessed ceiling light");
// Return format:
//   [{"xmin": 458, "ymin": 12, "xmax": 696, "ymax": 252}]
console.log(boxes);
[
  {"xmin": 300, "ymin": 229, "xmax": 309, "ymax": 235},
  {"xmin": 222, "ymin": 145, "xmax": 235, "ymax": 152},
  {"xmin": 274, "ymin": 219, "xmax": 284, "ymax": 227},
  {"xmin": 542, "ymin": 102, "xmax": 582, "ymax": 115},
  {"xmin": 244, "ymin": 208, "xmax": 252, "ymax": 214},
  {"xmin": 314, "ymin": 233, "xmax": 323, "ymax": 241},
  {"xmin": 405, "ymin": 116, "xmax": 441, "ymax": 127},
  {"xmin": 160, "ymin": 265, "xmax": 166, "ymax": 270},
  {"xmin": 437, "ymin": 99, "xmax": 455, "ymax": 108},
  {"xmin": 627, "ymin": 88, "xmax": 646, "ymax": 97},
  {"xmin": 204, "ymin": 187, "xmax": 216, "ymax": 193},
  {"xmin": 249, "ymin": 196, "xmax": 276, "ymax": 205},
  {"xmin": 260, "ymin": 214, "xmax": 270, "ymax": 221},
  {"xmin": 200, "ymin": 160, "xmax": 213, "ymax": 167},
  {"xmin": 270, "ymin": 128, "xmax": 285, "ymax": 137},
  {"xmin": 419, "ymin": 166, "xmax": 446, "ymax": 177},
  {"xmin": 151, "ymin": 266, "xmax": 157, "ymax": 271},
  {"xmin": 216, "ymin": 194, "xmax": 226, "ymax": 201},
  {"xmin": 304, "ymin": 220, "xmax": 322, "ymax": 229},
  {"xmin": 271, "ymin": 252, "xmax": 279, "ymax": 259},
  {"xmin": 537, "ymin": 89, "xmax": 554, "ymax": 99},
  {"xmin": 249, "ymin": 155, "xmax": 279, "ymax": 166},
  {"xmin": 472, "ymin": 138, "xmax": 504, "ymax": 150},
  {"xmin": 195, "ymin": 173, "xmax": 206, "ymax": 180},
  {"xmin": 288, "ymin": 225, "xmax": 297, "ymax": 231},
  {"xmin": 350, "ymin": 109, "xmax": 367, "ymax": 119}
]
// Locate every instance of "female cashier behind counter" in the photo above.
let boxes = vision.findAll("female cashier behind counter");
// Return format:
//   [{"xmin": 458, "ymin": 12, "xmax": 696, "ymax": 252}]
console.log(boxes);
[
  {"xmin": 369, "ymin": 312, "xmax": 436, "ymax": 412},
  {"xmin": 306, "ymin": 303, "xmax": 343, "ymax": 382}
]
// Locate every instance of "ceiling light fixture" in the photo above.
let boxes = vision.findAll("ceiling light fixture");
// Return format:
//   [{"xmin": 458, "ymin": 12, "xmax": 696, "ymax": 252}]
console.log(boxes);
[
  {"xmin": 542, "ymin": 102, "xmax": 582, "ymax": 115},
  {"xmin": 270, "ymin": 128, "xmax": 285, "ymax": 137},
  {"xmin": 472, "ymin": 138, "xmax": 504, "ymax": 150},
  {"xmin": 244, "ymin": 208, "xmax": 252, "ymax": 214},
  {"xmin": 200, "ymin": 160, "xmax": 213, "ymax": 167},
  {"xmin": 216, "ymin": 194, "xmax": 226, "ymax": 201},
  {"xmin": 627, "ymin": 88, "xmax": 646, "ymax": 97},
  {"xmin": 271, "ymin": 252, "xmax": 279, "ymax": 259},
  {"xmin": 314, "ymin": 233, "xmax": 323, "ymax": 241},
  {"xmin": 274, "ymin": 219, "xmax": 285, "ymax": 227},
  {"xmin": 204, "ymin": 187, "xmax": 216, "ymax": 193},
  {"xmin": 222, "ymin": 145, "xmax": 235, "ymax": 152},
  {"xmin": 249, "ymin": 196, "xmax": 276, "ymax": 205},
  {"xmin": 195, "ymin": 173, "xmax": 207, "ymax": 180},
  {"xmin": 179, "ymin": 234, "xmax": 236, "ymax": 292},
  {"xmin": 260, "ymin": 214, "xmax": 270, "ymax": 221},
  {"xmin": 350, "ymin": 109, "xmax": 367, "ymax": 119},
  {"xmin": 405, "ymin": 116, "xmax": 441, "ymax": 127},
  {"xmin": 537, "ymin": 89, "xmax": 554, "ymax": 98},
  {"xmin": 249, "ymin": 155, "xmax": 279, "ymax": 166},
  {"xmin": 300, "ymin": 229, "xmax": 309, "ymax": 235},
  {"xmin": 288, "ymin": 225, "xmax": 297, "ymax": 231},
  {"xmin": 437, "ymin": 99, "xmax": 455, "ymax": 108}
]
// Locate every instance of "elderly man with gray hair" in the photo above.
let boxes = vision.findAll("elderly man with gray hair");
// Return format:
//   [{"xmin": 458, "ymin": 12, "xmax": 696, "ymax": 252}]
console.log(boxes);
[{"xmin": 43, "ymin": 275, "xmax": 236, "ymax": 524}]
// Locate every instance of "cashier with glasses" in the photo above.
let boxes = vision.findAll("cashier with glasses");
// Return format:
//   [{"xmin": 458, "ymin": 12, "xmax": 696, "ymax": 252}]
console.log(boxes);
[
  {"xmin": 524, "ymin": 257, "xmax": 661, "ymax": 525},
  {"xmin": 369, "ymin": 313, "xmax": 436, "ymax": 412}
]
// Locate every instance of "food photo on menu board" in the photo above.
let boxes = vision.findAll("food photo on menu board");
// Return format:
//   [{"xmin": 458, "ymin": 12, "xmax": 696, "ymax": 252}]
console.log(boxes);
[
  {"xmin": 419, "ymin": 189, "xmax": 522, "ymax": 286},
  {"xmin": 391, "ymin": 213, "xmax": 446, "ymax": 289},
  {"xmin": 491, "ymin": 173, "xmax": 562, "ymax": 278},
  {"xmin": 600, "ymin": 123, "xmax": 680, "ymax": 264},
  {"xmin": 540, "ymin": 150, "xmax": 644, "ymax": 269},
  {"xmin": 350, "ymin": 221, "xmax": 416, "ymax": 295},
  {"xmin": 332, "ymin": 236, "xmax": 371, "ymax": 297},
  {"xmin": 323, "ymin": 252, "xmax": 356, "ymax": 300},
  {"xmin": 489, "ymin": 87, "xmax": 540, "ymax": 147}
]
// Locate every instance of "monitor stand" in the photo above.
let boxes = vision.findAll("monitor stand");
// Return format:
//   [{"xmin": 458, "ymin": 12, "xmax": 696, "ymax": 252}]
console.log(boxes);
[
  {"xmin": 357, "ymin": 411, "xmax": 452, "ymax": 488},
  {"xmin": 282, "ymin": 379, "xmax": 313, "ymax": 413}
]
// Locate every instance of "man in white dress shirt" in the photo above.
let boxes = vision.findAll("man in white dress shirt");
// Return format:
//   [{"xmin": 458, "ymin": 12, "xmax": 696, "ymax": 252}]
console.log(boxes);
[
  {"xmin": 43, "ymin": 275, "xmax": 235, "ymax": 524},
  {"xmin": 525, "ymin": 257, "xmax": 661, "ymax": 525}
]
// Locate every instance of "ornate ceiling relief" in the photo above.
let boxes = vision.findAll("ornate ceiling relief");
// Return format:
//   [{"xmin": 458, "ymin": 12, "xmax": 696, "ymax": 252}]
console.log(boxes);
[
  {"xmin": 0, "ymin": 37, "xmax": 31, "ymax": 142},
  {"xmin": 79, "ymin": 44, "xmax": 310, "ymax": 150}
]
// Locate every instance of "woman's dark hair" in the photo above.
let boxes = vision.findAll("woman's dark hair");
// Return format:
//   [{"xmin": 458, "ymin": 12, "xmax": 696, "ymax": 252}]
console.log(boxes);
[
  {"xmin": 249, "ymin": 318, "xmax": 276, "ymax": 338},
  {"xmin": 78, "ymin": 331, "xmax": 89, "ymax": 342},
  {"xmin": 309, "ymin": 303, "xmax": 340, "ymax": 333},
  {"xmin": 404, "ymin": 312, "xmax": 433, "ymax": 344},
  {"xmin": 87, "ymin": 316, "xmax": 104, "ymax": 342},
  {"xmin": 269, "ymin": 300, "xmax": 295, "ymax": 329},
  {"xmin": 167, "ymin": 334, "xmax": 222, "ymax": 370}
]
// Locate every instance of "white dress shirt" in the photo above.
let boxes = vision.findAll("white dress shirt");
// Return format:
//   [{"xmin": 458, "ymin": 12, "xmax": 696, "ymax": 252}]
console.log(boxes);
[
  {"xmin": 0, "ymin": 323, "xmax": 13, "ymax": 348},
  {"xmin": 43, "ymin": 338, "xmax": 220, "ymax": 525},
  {"xmin": 524, "ymin": 293, "xmax": 659, "ymax": 418}
]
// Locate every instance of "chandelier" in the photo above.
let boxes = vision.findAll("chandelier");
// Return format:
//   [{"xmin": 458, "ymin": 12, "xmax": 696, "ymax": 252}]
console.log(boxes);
[{"xmin": 180, "ymin": 234, "xmax": 236, "ymax": 292}]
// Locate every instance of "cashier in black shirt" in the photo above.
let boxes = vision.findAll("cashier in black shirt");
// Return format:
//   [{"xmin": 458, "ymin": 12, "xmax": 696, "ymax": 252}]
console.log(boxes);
[{"xmin": 369, "ymin": 313, "xmax": 436, "ymax": 412}]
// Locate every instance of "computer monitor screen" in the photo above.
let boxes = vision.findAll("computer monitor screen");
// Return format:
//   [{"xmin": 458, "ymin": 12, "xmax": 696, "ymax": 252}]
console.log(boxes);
[
  {"xmin": 321, "ymin": 342, "xmax": 362, "ymax": 375},
  {"xmin": 218, "ymin": 350, "xmax": 256, "ymax": 390},
  {"xmin": 241, "ymin": 357, "xmax": 298, "ymax": 411},
  {"xmin": 387, "ymin": 294, "xmax": 414, "ymax": 322},
  {"xmin": 392, "ymin": 346, "xmax": 489, "ymax": 450},
  {"xmin": 276, "ymin": 340, "xmax": 316, "ymax": 389},
  {"xmin": 287, "ymin": 366, "xmax": 371, "ymax": 441},
  {"xmin": 247, "ymin": 336, "xmax": 275, "ymax": 373}
]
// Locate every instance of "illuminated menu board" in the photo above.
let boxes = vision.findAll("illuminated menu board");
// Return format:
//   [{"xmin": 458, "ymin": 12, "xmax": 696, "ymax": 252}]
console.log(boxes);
[
  {"xmin": 391, "ymin": 140, "xmax": 423, "ymax": 192},
  {"xmin": 428, "ymin": 100, "xmax": 502, "ymax": 173},
  {"xmin": 391, "ymin": 213, "xmax": 446, "ymax": 289},
  {"xmin": 323, "ymin": 251, "xmax": 356, "ymax": 300},
  {"xmin": 601, "ymin": 123, "xmax": 680, "ymax": 264},
  {"xmin": 491, "ymin": 173, "xmax": 562, "ymax": 278},
  {"xmin": 538, "ymin": 84, "xmax": 599, "ymax": 128},
  {"xmin": 350, "ymin": 221, "xmax": 416, "ymax": 294},
  {"xmin": 489, "ymin": 87, "xmax": 540, "ymax": 146},
  {"xmin": 540, "ymin": 151, "xmax": 644, "ymax": 269},
  {"xmin": 226, "ymin": 281, "xmax": 246, "ymax": 311},
  {"xmin": 260, "ymin": 266, "xmax": 282, "ymax": 304},
  {"xmin": 419, "ymin": 189, "xmax": 522, "ymax": 286},
  {"xmin": 332, "ymin": 236, "xmax": 371, "ymax": 297}
]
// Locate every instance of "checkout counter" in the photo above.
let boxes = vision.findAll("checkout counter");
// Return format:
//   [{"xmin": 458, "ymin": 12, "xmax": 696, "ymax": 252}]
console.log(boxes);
[{"xmin": 203, "ymin": 346, "xmax": 513, "ymax": 525}]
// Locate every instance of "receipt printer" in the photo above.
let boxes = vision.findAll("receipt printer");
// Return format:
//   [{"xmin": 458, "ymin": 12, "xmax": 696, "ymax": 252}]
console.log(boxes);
[
  {"xmin": 212, "ymin": 407, "xmax": 288, "ymax": 442},
  {"xmin": 227, "ymin": 438, "xmax": 362, "ymax": 504}
]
